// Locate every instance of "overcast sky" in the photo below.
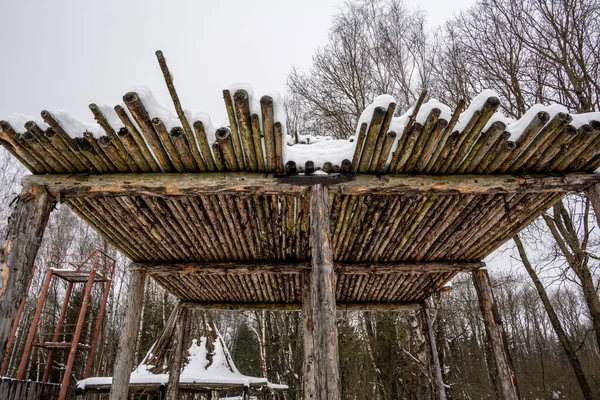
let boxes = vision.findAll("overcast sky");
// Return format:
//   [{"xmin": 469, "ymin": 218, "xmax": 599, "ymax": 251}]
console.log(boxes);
[
  {"xmin": 1, "ymin": 0, "xmax": 524, "ymax": 268},
  {"xmin": 2, "ymin": 0, "xmax": 523, "ymax": 271},
  {"xmin": 0, "ymin": 0, "xmax": 476, "ymax": 125}
]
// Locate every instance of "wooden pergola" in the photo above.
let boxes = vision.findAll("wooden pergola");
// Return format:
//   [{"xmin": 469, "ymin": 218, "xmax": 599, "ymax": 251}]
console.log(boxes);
[{"xmin": 1, "ymin": 51, "xmax": 600, "ymax": 400}]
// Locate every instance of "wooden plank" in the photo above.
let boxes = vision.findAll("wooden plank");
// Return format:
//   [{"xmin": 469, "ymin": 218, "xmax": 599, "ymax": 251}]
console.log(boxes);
[
  {"xmin": 23, "ymin": 172, "xmax": 600, "ymax": 199},
  {"xmin": 0, "ymin": 185, "xmax": 54, "ymax": 367},
  {"xmin": 472, "ymin": 269, "xmax": 520, "ymax": 400},
  {"xmin": 181, "ymin": 301, "xmax": 421, "ymax": 312},
  {"xmin": 109, "ymin": 266, "xmax": 147, "ymax": 400},
  {"xmin": 141, "ymin": 261, "xmax": 483, "ymax": 276},
  {"xmin": 303, "ymin": 184, "xmax": 340, "ymax": 399}
]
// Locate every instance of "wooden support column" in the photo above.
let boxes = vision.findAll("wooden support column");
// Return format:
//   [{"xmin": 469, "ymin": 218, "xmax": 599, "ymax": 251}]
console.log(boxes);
[
  {"xmin": 472, "ymin": 269, "xmax": 520, "ymax": 400},
  {"xmin": 585, "ymin": 183, "xmax": 600, "ymax": 228},
  {"xmin": 302, "ymin": 184, "xmax": 340, "ymax": 400},
  {"xmin": 0, "ymin": 263, "xmax": 36, "ymax": 376},
  {"xmin": 109, "ymin": 265, "xmax": 147, "ymax": 400},
  {"xmin": 84, "ymin": 277, "xmax": 112, "ymax": 378},
  {"xmin": 165, "ymin": 305, "xmax": 188, "ymax": 400},
  {"xmin": 0, "ymin": 184, "xmax": 55, "ymax": 366},
  {"xmin": 421, "ymin": 303, "xmax": 447, "ymax": 400}
]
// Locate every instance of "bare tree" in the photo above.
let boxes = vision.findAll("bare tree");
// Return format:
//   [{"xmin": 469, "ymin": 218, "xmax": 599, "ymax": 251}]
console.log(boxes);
[
  {"xmin": 287, "ymin": 0, "xmax": 430, "ymax": 138},
  {"xmin": 514, "ymin": 234, "xmax": 594, "ymax": 400}
]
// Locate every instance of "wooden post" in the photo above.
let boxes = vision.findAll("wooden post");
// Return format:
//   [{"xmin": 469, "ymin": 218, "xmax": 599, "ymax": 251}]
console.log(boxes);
[
  {"xmin": 165, "ymin": 305, "xmax": 188, "ymax": 400},
  {"xmin": 302, "ymin": 184, "xmax": 340, "ymax": 400},
  {"xmin": 472, "ymin": 269, "xmax": 520, "ymax": 400},
  {"xmin": 16, "ymin": 268, "xmax": 53, "ymax": 380},
  {"xmin": 0, "ymin": 185, "xmax": 55, "ymax": 366},
  {"xmin": 109, "ymin": 265, "xmax": 147, "ymax": 400},
  {"xmin": 0, "ymin": 263, "xmax": 36, "ymax": 376},
  {"xmin": 585, "ymin": 183, "xmax": 600, "ymax": 228},
  {"xmin": 421, "ymin": 303, "xmax": 447, "ymax": 400},
  {"xmin": 84, "ymin": 277, "xmax": 112, "ymax": 378}
]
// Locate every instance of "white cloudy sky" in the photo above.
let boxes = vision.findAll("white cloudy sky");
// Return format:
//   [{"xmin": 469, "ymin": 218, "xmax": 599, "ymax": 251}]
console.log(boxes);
[{"xmin": 0, "ymin": 0, "xmax": 475, "ymax": 124}]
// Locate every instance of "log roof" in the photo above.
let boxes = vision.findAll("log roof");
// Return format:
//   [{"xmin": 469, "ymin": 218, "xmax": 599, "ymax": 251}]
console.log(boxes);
[{"xmin": 2, "ymin": 51, "xmax": 600, "ymax": 308}]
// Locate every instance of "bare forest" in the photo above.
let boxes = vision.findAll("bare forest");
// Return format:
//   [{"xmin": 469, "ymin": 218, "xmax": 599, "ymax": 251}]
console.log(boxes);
[{"xmin": 1, "ymin": 0, "xmax": 600, "ymax": 398}]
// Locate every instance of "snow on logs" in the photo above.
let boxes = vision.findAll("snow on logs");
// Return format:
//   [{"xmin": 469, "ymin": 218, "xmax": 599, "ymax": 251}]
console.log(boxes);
[{"xmin": 1, "ymin": 55, "xmax": 600, "ymax": 176}]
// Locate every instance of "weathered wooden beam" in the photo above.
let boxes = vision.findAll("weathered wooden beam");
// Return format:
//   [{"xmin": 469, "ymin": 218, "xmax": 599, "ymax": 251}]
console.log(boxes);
[
  {"xmin": 142, "ymin": 261, "xmax": 482, "ymax": 276},
  {"xmin": 180, "ymin": 301, "xmax": 421, "ymax": 312},
  {"xmin": 23, "ymin": 172, "xmax": 600, "ymax": 199},
  {"xmin": 0, "ymin": 184, "xmax": 55, "ymax": 367},
  {"xmin": 165, "ymin": 306, "xmax": 188, "ymax": 400},
  {"xmin": 472, "ymin": 269, "xmax": 520, "ymax": 400},
  {"xmin": 421, "ymin": 304, "xmax": 447, "ymax": 400},
  {"xmin": 303, "ymin": 184, "xmax": 341, "ymax": 400},
  {"xmin": 109, "ymin": 266, "xmax": 147, "ymax": 400}
]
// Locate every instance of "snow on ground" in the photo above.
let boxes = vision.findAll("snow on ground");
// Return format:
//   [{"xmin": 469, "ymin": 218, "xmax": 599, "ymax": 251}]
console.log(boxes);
[{"xmin": 77, "ymin": 328, "xmax": 288, "ymax": 391}]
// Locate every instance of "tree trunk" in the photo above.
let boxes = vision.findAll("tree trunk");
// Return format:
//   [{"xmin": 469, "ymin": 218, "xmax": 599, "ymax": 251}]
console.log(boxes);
[
  {"xmin": 302, "ymin": 184, "xmax": 340, "ymax": 399},
  {"xmin": 166, "ymin": 306, "xmax": 188, "ymax": 400},
  {"xmin": 109, "ymin": 266, "xmax": 146, "ymax": 400},
  {"xmin": 514, "ymin": 235, "xmax": 595, "ymax": 400},
  {"xmin": 421, "ymin": 304, "xmax": 448, "ymax": 400},
  {"xmin": 472, "ymin": 269, "xmax": 520, "ymax": 400},
  {"xmin": 545, "ymin": 201, "xmax": 600, "ymax": 351},
  {"xmin": 0, "ymin": 184, "xmax": 55, "ymax": 366}
]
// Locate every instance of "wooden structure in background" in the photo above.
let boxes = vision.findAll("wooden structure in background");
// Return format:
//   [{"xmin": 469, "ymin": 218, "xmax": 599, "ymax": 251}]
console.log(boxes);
[
  {"xmin": 2, "ymin": 51, "xmax": 600, "ymax": 399},
  {"xmin": 3, "ymin": 251, "xmax": 115, "ymax": 400}
]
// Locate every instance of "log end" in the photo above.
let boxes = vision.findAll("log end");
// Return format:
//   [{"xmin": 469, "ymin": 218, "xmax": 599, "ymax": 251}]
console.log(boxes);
[
  {"xmin": 97, "ymin": 136, "xmax": 112, "ymax": 147},
  {"xmin": 24, "ymin": 121, "xmax": 38, "ymax": 131},
  {"xmin": 193, "ymin": 120, "xmax": 204, "ymax": 130},
  {"xmin": 565, "ymin": 125, "xmax": 577, "ymax": 136},
  {"xmin": 373, "ymin": 106, "xmax": 387, "ymax": 118},
  {"xmin": 117, "ymin": 127, "xmax": 129, "ymax": 137},
  {"xmin": 215, "ymin": 127, "xmax": 231, "ymax": 140},
  {"xmin": 485, "ymin": 96, "xmax": 501, "ymax": 108},
  {"xmin": 305, "ymin": 160, "xmax": 315, "ymax": 175},
  {"xmin": 123, "ymin": 92, "xmax": 139, "ymax": 104},
  {"xmin": 74, "ymin": 137, "xmax": 92, "ymax": 151},
  {"xmin": 536, "ymin": 111, "xmax": 551, "ymax": 124},
  {"xmin": 590, "ymin": 120, "xmax": 600, "ymax": 131},
  {"xmin": 285, "ymin": 161, "xmax": 297, "ymax": 175},
  {"xmin": 341, "ymin": 159, "xmax": 352, "ymax": 173},
  {"xmin": 233, "ymin": 89, "xmax": 249, "ymax": 102},
  {"xmin": 260, "ymin": 95, "xmax": 273, "ymax": 107},
  {"xmin": 0, "ymin": 120, "xmax": 12, "ymax": 133},
  {"xmin": 491, "ymin": 120, "xmax": 506, "ymax": 131},
  {"xmin": 170, "ymin": 127, "xmax": 185, "ymax": 138},
  {"xmin": 44, "ymin": 127, "xmax": 56, "ymax": 138},
  {"xmin": 83, "ymin": 130, "xmax": 95, "ymax": 139}
]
